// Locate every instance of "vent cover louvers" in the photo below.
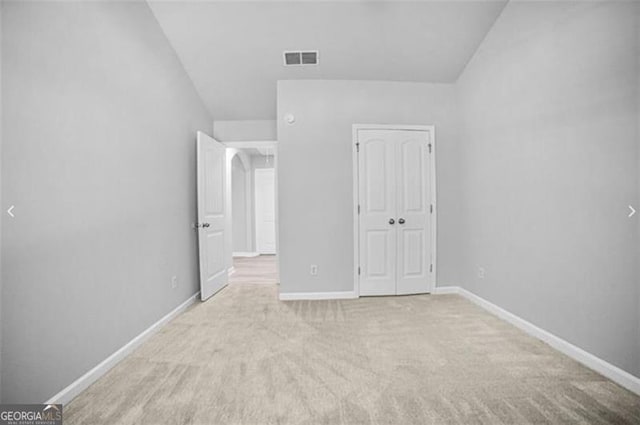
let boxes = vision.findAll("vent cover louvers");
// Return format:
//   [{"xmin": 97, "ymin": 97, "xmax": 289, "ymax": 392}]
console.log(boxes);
[{"xmin": 283, "ymin": 51, "xmax": 319, "ymax": 66}]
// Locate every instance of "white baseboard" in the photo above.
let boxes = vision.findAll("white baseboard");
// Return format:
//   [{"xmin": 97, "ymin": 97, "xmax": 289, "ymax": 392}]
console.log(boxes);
[
  {"xmin": 233, "ymin": 251, "xmax": 260, "ymax": 258},
  {"xmin": 432, "ymin": 285, "xmax": 459, "ymax": 295},
  {"xmin": 228, "ymin": 266, "xmax": 236, "ymax": 276},
  {"xmin": 279, "ymin": 291, "xmax": 358, "ymax": 301},
  {"xmin": 45, "ymin": 292, "xmax": 200, "ymax": 405},
  {"xmin": 434, "ymin": 286, "xmax": 640, "ymax": 396}
]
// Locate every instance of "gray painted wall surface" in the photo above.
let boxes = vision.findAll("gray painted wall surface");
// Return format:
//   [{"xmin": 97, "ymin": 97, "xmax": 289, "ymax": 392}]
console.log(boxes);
[
  {"xmin": 637, "ymin": 2, "xmax": 640, "ymax": 376},
  {"xmin": 213, "ymin": 120, "xmax": 277, "ymax": 142},
  {"xmin": 0, "ymin": 0, "xmax": 3, "ymax": 402},
  {"xmin": 277, "ymin": 80, "xmax": 461, "ymax": 294},
  {"xmin": 1, "ymin": 1, "xmax": 211, "ymax": 402},
  {"xmin": 232, "ymin": 156, "xmax": 249, "ymax": 252},
  {"xmin": 456, "ymin": 1, "xmax": 640, "ymax": 376}
]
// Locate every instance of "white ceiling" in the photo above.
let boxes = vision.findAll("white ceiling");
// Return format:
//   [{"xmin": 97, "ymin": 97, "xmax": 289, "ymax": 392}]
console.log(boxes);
[{"xmin": 148, "ymin": 0, "xmax": 507, "ymax": 120}]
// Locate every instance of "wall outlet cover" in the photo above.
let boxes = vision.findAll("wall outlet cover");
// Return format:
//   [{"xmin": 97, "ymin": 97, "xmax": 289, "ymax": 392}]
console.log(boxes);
[{"xmin": 478, "ymin": 267, "xmax": 485, "ymax": 279}]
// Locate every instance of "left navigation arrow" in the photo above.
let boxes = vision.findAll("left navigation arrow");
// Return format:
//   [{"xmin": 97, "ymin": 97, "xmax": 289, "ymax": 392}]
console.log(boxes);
[{"xmin": 7, "ymin": 205, "xmax": 15, "ymax": 218}]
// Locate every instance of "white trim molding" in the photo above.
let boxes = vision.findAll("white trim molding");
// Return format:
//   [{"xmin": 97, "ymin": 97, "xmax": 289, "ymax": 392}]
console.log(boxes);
[
  {"xmin": 432, "ymin": 286, "xmax": 459, "ymax": 295},
  {"xmin": 45, "ymin": 292, "xmax": 200, "ymax": 405},
  {"xmin": 433, "ymin": 286, "xmax": 640, "ymax": 396},
  {"xmin": 279, "ymin": 291, "xmax": 358, "ymax": 301}
]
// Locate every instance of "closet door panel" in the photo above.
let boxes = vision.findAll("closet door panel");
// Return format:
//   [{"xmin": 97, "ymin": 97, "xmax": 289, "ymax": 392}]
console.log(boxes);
[
  {"xmin": 396, "ymin": 131, "xmax": 431, "ymax": 295},
  {"xmin": 358, "ymin": 130, "xmax": 396, "ymax": 296}
]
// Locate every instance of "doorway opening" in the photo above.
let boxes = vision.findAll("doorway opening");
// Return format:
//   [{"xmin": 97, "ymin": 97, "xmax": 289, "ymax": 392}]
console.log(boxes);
[{"xmin": 226, "ymin": 141, "xmax": 279, "ymax": 285}]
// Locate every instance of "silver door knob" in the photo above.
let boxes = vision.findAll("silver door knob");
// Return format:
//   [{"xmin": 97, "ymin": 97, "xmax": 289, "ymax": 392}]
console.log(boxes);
[
  {"xmin": 389, "ymin": 218, "xmax": 395, "ymax": 225},
  {"xmin": 202, "ymin": 223, "xmax": 210, "ymax": 228},
  {"xmin": 398, "ymin": 218, "xmax": 405, "ymax": 224}
]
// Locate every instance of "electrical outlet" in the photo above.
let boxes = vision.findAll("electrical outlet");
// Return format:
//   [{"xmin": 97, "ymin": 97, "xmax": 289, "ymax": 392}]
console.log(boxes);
[
  {"xmin": 478, "ymin": 267, "xmax": 485, "ymax": 280},
  {"xmin": 171, "ymin": 276, "xmax": 178, "ymax": 289},
  {"xmin": 310, "ymin": 265, "xmax": 318, "ymax": 276}
]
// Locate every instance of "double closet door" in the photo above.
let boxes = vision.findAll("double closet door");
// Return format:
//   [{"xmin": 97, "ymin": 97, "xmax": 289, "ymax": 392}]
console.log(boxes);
[{"xmin": 357, "ymin": 128, "xmax": 434, "ymax": 296}]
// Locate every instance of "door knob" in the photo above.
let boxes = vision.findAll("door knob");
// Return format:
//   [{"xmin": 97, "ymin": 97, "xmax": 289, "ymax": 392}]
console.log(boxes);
[
  {"xmin": 388, "ymin": 218, "xmax": 395, "ymax": 225},
  {"xmin": 398, "ymin": 218, "xmax": 405, "ymax": 224},
  {"xmin": 202, "ymin": 223, "xmax": 210, "ymax": 228}
]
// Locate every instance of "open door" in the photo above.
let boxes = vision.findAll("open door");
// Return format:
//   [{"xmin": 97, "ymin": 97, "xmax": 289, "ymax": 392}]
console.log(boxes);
[{"xmin": 197, "ymin": 131, "xmax": 228, "ymax": 301}]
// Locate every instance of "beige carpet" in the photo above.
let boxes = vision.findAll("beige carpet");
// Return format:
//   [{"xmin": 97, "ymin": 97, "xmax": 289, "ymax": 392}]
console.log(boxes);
[{"xmin": 65, "ymin": 284, "xmax": 640, "ymax": 424}]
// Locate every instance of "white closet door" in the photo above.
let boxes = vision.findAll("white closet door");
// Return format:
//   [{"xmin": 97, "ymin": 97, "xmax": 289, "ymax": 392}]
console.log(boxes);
[
  {"xmin": 357, "ymin": 128, "xmax": 433, "ymax": 296},
  {"xmin": 358, "ymin": 130, "xmax": 397, "ymax": 296},
  {"xmin": 395, "ymin": 131, "xmax": 432, "ymax": 295}
]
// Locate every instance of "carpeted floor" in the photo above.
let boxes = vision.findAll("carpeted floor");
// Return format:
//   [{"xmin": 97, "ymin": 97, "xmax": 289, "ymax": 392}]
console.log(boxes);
[{"xmin": 65, "ymin": 267, "xmax": 640, "ymax": 424}]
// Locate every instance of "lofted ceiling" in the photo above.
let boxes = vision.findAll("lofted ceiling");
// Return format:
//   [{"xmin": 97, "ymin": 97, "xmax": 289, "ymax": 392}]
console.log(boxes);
[{"xmin": 148, "ymin": 0, "xmax": 507, "ymax": 120}]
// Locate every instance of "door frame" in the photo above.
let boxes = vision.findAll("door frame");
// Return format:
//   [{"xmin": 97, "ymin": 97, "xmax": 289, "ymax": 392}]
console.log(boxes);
[
  {"xmin": 352, "ymin": 124, "xmax": 437, "ymax": 296},
  {"xmin": 224, "ymin": 140, "xmax": 279, "ymax": 278}
]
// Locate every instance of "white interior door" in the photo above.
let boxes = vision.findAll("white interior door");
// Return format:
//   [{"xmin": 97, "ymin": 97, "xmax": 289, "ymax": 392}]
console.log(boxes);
[
  {"xmin": 255, "ymin": 168, "xmax": 276, "ymax": 254},
  {"xmin": 395, "ymin": 131, "xmax": 432, "ymax": 295},
  {"xmin": 358, "ymin": 130, "xmax": 397, "ymax": 296},
  {"xmin": 357, "ymin": 128, "xmax": 433, "ymax": 296},
  {"xmin": 197, "ymin": 131, "xmax": 228, "ymax": 301}
]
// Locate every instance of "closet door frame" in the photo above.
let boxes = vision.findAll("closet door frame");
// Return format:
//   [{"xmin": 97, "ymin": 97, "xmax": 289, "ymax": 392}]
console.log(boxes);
[{"xmin": 352, "ymin": 124, "xmax": 437, "ymax": 297}]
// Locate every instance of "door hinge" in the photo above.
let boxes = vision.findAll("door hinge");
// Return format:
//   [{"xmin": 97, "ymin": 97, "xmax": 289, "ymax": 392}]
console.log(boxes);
[
  {"xmin": 430, "ymin": 204, "xmax": 433, "ymax": 214},
  {"xmin": 430, "ymin": 264, "xmax": 433, "ymax": 273},
  {"xmin": 428, "ymin": 143, "xmax": 432, "ymax": 154},
  {"xmin": 357, "ymin": 204, "xmax": 360, "ymax": 214},
  {"xmin": 358, "ymin": 266, "xmax": 361, "ymax": 275},
  {"xmin": 356, "ymin": 142, "xmax": 360, "ymax": 152}
]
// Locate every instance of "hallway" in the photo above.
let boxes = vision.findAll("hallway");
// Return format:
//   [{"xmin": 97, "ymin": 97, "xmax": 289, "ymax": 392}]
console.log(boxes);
[{"xmin": 230, "ymin": 255, "xmax": 278, "ymax": 285}]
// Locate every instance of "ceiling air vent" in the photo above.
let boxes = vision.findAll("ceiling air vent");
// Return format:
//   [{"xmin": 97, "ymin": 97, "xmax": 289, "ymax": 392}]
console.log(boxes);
[{"xmin": 283, "ymin": 50, "xmax": 319, "ymax": 66}]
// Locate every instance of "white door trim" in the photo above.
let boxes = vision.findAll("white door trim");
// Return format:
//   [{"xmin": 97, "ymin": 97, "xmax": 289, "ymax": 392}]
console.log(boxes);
[{"xmin": 352, "ymin": 124, "xmax": 437, "ymax": 297}]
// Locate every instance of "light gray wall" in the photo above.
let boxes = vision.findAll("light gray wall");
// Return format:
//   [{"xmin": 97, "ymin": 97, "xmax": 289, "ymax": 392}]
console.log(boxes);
[
  {"xmin": 637, "ymin": 2, "xmax": 640, "ymax": 376},
  {"xmin": 226, "ymin": 149, "xmax": 253, "ymax": 265},
  {"xmin": 232, "ymin": 156, "xmax": 249, "ymax": 252},
  {"xmin": 456, "ymin": 1, "xmax": 640, "ymax": 376},
  {"xmin": 277, "ymin": 80, "xmax": 461, "ymax": 294},
  {"xmin": 1, "ymin": 0, "xmax": 211, "ymax": 402},
  {"xmin": 213, "ymin": 120, "xmax": 277, "ymax": 142},
  {"xmin": 0, "ymin": 0, "xmax": 3, "ymax": 402}
]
